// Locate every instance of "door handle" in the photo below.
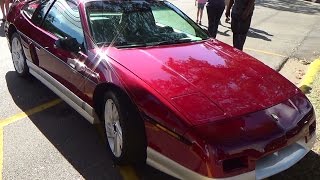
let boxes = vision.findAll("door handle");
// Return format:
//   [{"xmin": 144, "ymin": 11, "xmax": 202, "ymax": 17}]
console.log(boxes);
[{"xmin": 67, "ymin": 58, "xmax": 86, "ymax": 72}]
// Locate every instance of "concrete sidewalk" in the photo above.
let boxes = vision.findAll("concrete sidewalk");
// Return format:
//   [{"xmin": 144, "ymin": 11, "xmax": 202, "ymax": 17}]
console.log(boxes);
[{"xmin": 169, "ymin": 0, "xmax": 320, "ymax": 70}]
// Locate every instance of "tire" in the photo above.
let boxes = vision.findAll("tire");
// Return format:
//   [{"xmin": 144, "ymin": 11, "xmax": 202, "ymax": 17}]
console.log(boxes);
[
  {"xmin": 11, "ymin": 32, "xmax": 29, "ymax": 77},
  {"xmin": 101, "ymin": 90, "xmax": 147, "ymax": 166}
]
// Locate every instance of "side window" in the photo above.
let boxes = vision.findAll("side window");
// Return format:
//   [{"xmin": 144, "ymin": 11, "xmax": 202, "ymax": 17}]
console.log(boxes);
[
  {"xmin": 42, "ymin": 0, "xmax": 84, "ymax": 49},
  {"xmin": 23, "ymin": 0, "xmax": 41, "ymax": 19},
  {"xmin": 31, "ymin": 0, "xmax": 54, "ymax": 26}
]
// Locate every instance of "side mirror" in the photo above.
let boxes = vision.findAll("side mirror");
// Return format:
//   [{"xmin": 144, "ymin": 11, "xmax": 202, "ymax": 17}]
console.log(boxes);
[{"xmin": 54, "ymin": 37, "xmax": 81, "ymax": 53}]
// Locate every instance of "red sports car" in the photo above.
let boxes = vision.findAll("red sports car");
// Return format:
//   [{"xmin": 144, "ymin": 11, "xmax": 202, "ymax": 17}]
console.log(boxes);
[{"xmin": 5, "ymin": 0, "xmax": 316, "ymax": 179}]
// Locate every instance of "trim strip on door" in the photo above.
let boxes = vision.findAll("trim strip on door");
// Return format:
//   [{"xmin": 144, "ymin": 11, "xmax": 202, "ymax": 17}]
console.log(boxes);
[{"xmin": 27, "ymin": 61, "xmax": 99, "ymax": 124}]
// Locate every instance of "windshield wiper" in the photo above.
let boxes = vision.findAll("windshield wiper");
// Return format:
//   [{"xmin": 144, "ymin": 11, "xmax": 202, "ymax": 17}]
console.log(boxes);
[
  {"xmin": 115, "ymin": 42, "xmax": 148, "ymax": 48},
  {"xmin": 112, "ymin": 39, "xmax": 196, "ymax": 48},
  {"xmin": 151, "ymin": 38, "xmax": 195, "ymax": 46}
]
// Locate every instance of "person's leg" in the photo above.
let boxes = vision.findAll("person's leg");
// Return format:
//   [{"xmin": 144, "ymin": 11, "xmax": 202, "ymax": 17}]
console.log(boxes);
[
  {"xmin": 231, "ymin": 15, "xmax": 252, "ymax": 50},
  {"xmin": 233, "ymin": 33, "xmax": 247, "ymax": 50},
  {"xmin": 207, "ymin": 6, "xmax": 214, "ymax": 36},
  {"xmin": 4, "ymin": 0, "xmax": 8, "ymax": 18},
  {"xmin": 199, "ymin": 7, "xmax": 203, "ymax": 24},
  {"xmin": 231, "ymin": 16, "xmax": 242, "ymax": 50},
  {"xmin": 196, "ymin": 7, "xmax": 200, "ymax": 23},
  {"xmin": 211, "ymin": 6, "xmax": 225, "ymax": 38},
  {"xmin": 0, "ymin": 0, "xmax": 5, "ymax": 20}
]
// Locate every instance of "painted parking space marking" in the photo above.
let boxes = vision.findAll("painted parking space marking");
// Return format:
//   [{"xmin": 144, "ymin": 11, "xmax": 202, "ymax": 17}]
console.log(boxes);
[
  {"xmin": 0, "ymin": 98, "xmax": 140, "ymax": 180},
  {"xmin": 244, "ymin": 47, "xmax": 287, "ymax": 58},
  {"xmin": 0, "ymin": 99, "xmax": 62, "ymax": 127},
  {"xmin": 119, "ymin": 165, "xmax": 139, "ymax": 180},
  {"xmin": 0, "ymin": 98, "xmax": 62, "ymax": 180}
]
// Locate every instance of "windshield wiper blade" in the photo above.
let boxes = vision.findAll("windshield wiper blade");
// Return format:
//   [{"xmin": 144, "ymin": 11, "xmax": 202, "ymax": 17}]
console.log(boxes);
[
  {"xmin": 152, "ymin": 39, "xmax": 194, "ymax": 45},
  {"xmin": 113, "ymin": 39, "xmax": 195, "ymax": 48},
  {"xmin": 115, "ymin": 42, "xmax": 148, "ymax": 48}
]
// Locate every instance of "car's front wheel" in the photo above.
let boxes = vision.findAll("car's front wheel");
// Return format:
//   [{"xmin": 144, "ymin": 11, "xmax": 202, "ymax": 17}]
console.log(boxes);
[
  {"xmin": 102, "ymin": 90, "xmax": 146, "ymax": 165},
  {"xmin": 11, "ymin": 32, "xmax": 29, "ymax": 77}
]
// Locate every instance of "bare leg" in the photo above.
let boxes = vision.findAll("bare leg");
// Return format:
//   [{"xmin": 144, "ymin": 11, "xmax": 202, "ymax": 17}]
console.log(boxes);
[
  {"xmin": 4, "ymin": 0, "xmax": 9, "ymax": 18},
  {"xmin": 199, "ymin": 8, "xmax": 203, "ymax": 24},
  {"xmin": 196, "ymin": 8, "xmax": 200, "ymax": 23},
  {"xmin": 1, "ymin": 3, "xmax": 5, "ymax": 19}
]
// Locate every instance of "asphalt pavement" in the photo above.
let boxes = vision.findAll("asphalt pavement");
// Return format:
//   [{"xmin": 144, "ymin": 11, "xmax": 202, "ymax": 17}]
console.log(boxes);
[{"xmin": 1, "ymin": 0, "xmax": 320, "ymax": 179}]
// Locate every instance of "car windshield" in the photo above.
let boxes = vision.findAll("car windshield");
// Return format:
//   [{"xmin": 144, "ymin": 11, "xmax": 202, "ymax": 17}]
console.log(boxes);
[{"xmin": 85, "ymin": 0, "xmax": 209, "ymax": 48}]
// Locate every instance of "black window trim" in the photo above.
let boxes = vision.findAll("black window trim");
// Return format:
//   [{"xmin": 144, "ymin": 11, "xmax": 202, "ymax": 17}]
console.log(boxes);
[{"xmin": 40, "ymin": 0, "xmax": 88, "ymax": 53}]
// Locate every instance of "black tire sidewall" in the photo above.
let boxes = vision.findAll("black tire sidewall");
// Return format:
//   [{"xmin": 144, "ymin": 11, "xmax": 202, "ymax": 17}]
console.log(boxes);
[{"xmin": 101, "ymin": 90, "xmax": 146, "ymax": 165}]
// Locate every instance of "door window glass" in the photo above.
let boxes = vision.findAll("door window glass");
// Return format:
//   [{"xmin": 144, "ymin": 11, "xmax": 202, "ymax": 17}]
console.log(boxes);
[
  {"xmin": 23, "ymin": 0, "xmax": 41, "ymax": 19},
  {"xmin": 42, "ymin": 0, "xmax": 84, "ymax": 48},
  {"xmin": 31, "ymin": 0, "xmax": 54, "ymax": 26}
]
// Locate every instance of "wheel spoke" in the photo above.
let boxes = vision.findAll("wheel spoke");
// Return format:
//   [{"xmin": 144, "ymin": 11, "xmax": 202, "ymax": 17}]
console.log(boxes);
[
  {"xmin": 115, "ymin": 122, "xmax": 122, "ymax": 137},
  {"xmin": 116, "ymin": 132, "xmax": 122, "ymax": 156},
  {"xmin": 114, "ymin": 131, "xmax": 119, "ymax": 155},
  {"xmin": 105, "ymin": 123, "xmax": 114, "ymax": 137},
  {"xmin": 17, "ymin": 55, "xmax": 23, "ymax": 71},
  {"xmin": 107, "ymin": 101, "xmax": 113, "ymax": 122},
  {"xmin": 113, "ymin": 106, "xmax": 119, "ymax": 120},
  {"xmin": 111, "ymin": 102, "xmax": 116, "ymax": 121}
]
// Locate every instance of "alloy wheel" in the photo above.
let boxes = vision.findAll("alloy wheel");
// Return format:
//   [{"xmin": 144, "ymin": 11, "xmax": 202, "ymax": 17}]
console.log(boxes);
[
  {"xmin": 104, "ymin": 99, "xmax": 123, "ymax": 157},
  {"xmin": 11, "ymin": 36, "xmax": 25, "ymax": 74}
]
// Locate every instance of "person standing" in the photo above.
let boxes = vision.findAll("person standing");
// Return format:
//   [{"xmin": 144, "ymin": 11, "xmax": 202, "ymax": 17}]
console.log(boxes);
[
  {"xmin": 0, "ymin": 0, "xmax": 5, "ymax": 21},
  {"xmin": 0, "ymin": 0, "xmax": 9, "ymax": 22},
  {"xmin": 225, "ymin": 0, "xmax": 255, "ymax": 50},
  {"xmin": 206, "ymin": 0, "xmax": 225, "ymax": 38},
  {"xmin": 195, "ymin": 0, "xmax": 207, "ymax": 25}
]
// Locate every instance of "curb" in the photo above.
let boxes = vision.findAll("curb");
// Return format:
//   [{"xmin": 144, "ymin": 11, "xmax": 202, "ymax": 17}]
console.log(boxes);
[{"xmin": 299, "ymin": 58, "xmax": 320, "ymax": 93}]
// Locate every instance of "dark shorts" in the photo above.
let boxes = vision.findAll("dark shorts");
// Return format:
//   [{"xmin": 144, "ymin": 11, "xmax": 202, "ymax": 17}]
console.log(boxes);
[{"xmin": 198, "ymin": 3, "xmax": 205, "ymax": 9}]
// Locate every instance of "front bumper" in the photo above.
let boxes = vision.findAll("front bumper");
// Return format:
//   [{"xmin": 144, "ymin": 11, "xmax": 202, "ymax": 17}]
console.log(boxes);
[
  {"xmin": 147, "ymin": 133, "xmax": 316, "ymax": 180},
  {"xmin": 255, "ymin": 133, "xmax": 316, "ymax": 179}
]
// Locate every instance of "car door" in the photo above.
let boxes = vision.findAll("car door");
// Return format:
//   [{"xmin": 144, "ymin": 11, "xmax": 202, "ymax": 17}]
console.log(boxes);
[
  {"xmin": 17, "ymin": 0, "xmax": 53, "ymax": 66},
  {"xmin": 32, "ymin": 0, "xmax": 88, "ymax": 99}
]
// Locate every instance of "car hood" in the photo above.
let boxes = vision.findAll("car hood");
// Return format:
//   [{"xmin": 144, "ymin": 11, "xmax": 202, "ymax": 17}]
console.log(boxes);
[{"xmin": 104, "ymin": 40, "xmax": 298, "ymax": 125}]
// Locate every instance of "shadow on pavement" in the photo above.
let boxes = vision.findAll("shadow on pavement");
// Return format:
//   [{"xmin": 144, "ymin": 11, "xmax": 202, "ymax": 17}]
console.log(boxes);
[
  {"xmin": 270, "ymin": 150, "xmax": 320, "ymax": 179},
  {"xmin": 248, "ymin": 27, "xmax": 273, "ymax": 41},
  {"xmin": 5, "ymin": 71, "xmax": 176, "ymax": 180},
  {"xmin": 256, "ymin": 0, "xmax": 320, "ymax": 15},
  {"xmin": 218, "ymin": 29, "xmax": 231, "ymax": 37},
  {"xmin": 200, "ymin": 24, "xmax": 232, "ymax": 37},
  {"xmin": 0, "ymin": 22, "xmax": 5, "ymax": 37},
  {"xmin": 216, "ymin": 24, "xmax": 273, "ymax": 41}
]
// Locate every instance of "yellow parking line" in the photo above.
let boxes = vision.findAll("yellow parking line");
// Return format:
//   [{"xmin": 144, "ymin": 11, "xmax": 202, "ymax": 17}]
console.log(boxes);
[
  {"xmin": 119, "ymin": 165, "xmax": 140, "ymax": 180},
  {"xmin": 0, "ymin": 98, "xmax": 140, "ymax": 180},
  {"xmin": 244, "ymin": 47, "xmax": 287, "ymax": 58},
  {"xmin": 0, "ymin": 98, "xmax": 62, "ymax": 180},
  {"xmin": 299, "ymin": 58, "xmax": 320, "ymax": 93},
  {"xmin": 0, "ymin": 99, "xmax": 62, "ymax": 127}
]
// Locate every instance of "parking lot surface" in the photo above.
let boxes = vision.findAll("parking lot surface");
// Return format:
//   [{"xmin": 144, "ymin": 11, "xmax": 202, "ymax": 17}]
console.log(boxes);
[{"xmin": 1, "ymin": 0, "xmax": 320, "ymax": 179}]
